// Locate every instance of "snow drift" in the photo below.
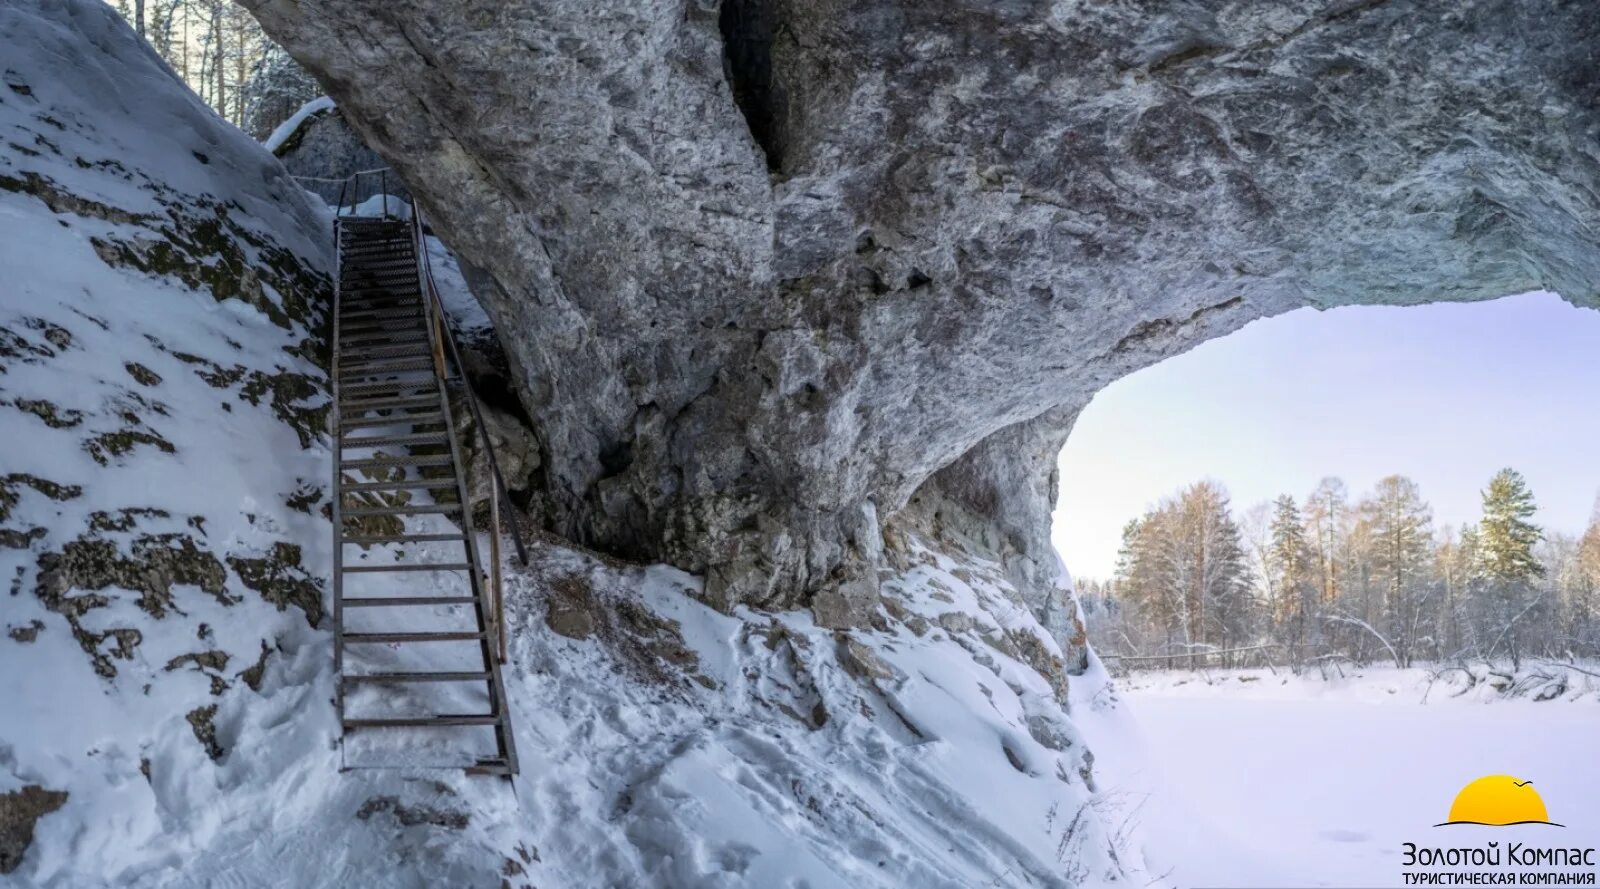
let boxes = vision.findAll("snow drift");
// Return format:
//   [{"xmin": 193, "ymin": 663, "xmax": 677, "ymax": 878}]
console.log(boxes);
[{"xmin": 0, "ymin": 3, "xmax": 1145, "ymax": 886}]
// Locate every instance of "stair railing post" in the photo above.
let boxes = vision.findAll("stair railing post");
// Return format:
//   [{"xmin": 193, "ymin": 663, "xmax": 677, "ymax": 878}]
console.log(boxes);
[{"xmin": 489, "ymin": 473, "xmax": 506, "ymax": 664}]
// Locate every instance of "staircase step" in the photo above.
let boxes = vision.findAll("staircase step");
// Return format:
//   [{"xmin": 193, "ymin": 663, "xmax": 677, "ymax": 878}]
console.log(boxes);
[
  {"xmin": 342, "ymin": 306, "xmax": 425, "ymax": 321},
  {"xmin": 342, "ymin": 297, "xmax": 422, "ymax": 309},
  {"xmin": 342, "ymin": 332, "xmax": 429, "ymax": 347},
  {"xmin": 343, "ymin": 504, "xmax": 462, "ymax": 518},
  {"xmin": 338, "ymin": 380, "xmax": 436, "ymax": 396},
  {"xmin": 342, "ymin": 344, "xmax": 431, "ymax": 357},
  {"xmin": 340, "ymin": 321, "xmax": 426, "ymax": 335},
  {"xmin": 340, "ymin": 454, "xmax": 454, "ymax": 470},
  {"xmin": 343, "ymin": 261, "xmax": 416, "ymax": 270},
  {"xmin": 339, "ymin": 373, "xmax": 434, "ymax": 387},
  {"xmin": 343, "ymin": 715, "xmax": 500, "ymax": 729},
  {"xmin": 339, "ymin": 373, "xmax": 435, "ymax": 388},
  {"xmin": 344, "ymin": 260, "xmax": 418, "ymax": 272},
  {"xmin": 339, "ymin": 324, "xmax": 427, "ymax": 338},
  {"xmin": 341, "ymin": 477, "xmax": 455, "ymax": 493},
  {"xmin": 342, "ymin": 279, "xmax": 419, "ymax": 292},
  {"xmin": 340, "ymin": 532, "xmax": 467, "ymax": 544},
  {"xmin": 343, "ymin": 269, "xmax": 419, "ymax": 280},
  {"xmin": 342, "ymin": 308, "xmax": 423, "ymax": 323},
  {"xmin": 341, "ymin": 248, "xmax": 412, "ymax": 257},
  {"xmin": 343, "ymin": 561, "xmax": 472, "ymax": 574},
  {"xmin": 342, "ymin": 631, "xmax": 484, "ymax": 643},
  {"xmin": 342, "ymin": 432, "xmax": 449, "ymax": 449},
  {"xmin": 341, "ymin": 299, "xmax": 422, "ymax": 314},
  {"xmin": 341, "ymin": 358, "xmax": 435, "ymax": 375},
  {"xmin": 342, "ymin": 672, "xmax": 492, "ymax": 683},
  {"xmin": 342, "ymin": 596, "xmax": 478, "ymax": 607},
  {"xmin": 339, "ymin": 395, "xmax": 439, "ymax": 412},
  {"xmin": 340, "ymin": 414, "xmax": 446, "ymax": 431},
  {"xmin": 342, "ymin": 290, "xmax": 420, "ymax": 303}
]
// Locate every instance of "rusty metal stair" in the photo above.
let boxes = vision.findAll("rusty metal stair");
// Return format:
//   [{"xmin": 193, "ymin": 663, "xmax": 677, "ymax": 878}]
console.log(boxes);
[{"xmin": 331, "ymin": 213, "xmax": 518, "ymax": 777}]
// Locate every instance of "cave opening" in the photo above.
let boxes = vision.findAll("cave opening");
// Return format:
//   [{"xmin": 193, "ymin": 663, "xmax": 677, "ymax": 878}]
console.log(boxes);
[
  {"xmin": 718, "ymin": 0, "xmax": 782, "ymax": 172},
  {"xmin": 1052, "ymin": 290, "xmax": 1600, "ymax": 662}
]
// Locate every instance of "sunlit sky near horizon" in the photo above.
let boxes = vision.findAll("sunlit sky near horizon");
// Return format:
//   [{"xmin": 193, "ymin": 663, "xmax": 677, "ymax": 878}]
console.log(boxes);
[{"xmin": 1051, "ymin": 291, "xmax": 1600, "ymax": 581}]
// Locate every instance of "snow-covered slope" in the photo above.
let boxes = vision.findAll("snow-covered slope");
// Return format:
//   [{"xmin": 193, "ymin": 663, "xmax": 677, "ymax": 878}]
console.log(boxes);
[
  {"xmin": 0, "ymin": 0, "xmax": 333, "ymax": 881},
  {"xmin": 0, "ymin": 4, "xmax": 1150, "ymax": 887}
]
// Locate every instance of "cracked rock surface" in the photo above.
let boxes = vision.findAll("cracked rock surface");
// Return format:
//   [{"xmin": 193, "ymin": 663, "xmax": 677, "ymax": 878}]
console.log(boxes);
[{"xmin": 243, "ymin": 0, "xmax": 1600, "ymax": 622}]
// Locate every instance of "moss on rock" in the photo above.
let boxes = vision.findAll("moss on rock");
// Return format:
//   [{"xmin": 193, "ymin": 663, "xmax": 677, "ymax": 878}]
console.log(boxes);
[
  {"xmin": 12, "ymin": 397, "xmax": 83, "ymax": 428},
  {"xmin": 0, "ymin": 474, "xmax": 82, "ymax": 524},
  {"xmin": 240, "ymin": 368, "xmax": 327, "ymax": 448},
  {"xmin": 83, "ymin": 427, "xmax": 176, "ymax": 465},
  {"xmin": 185, "ymin": 704, "xmax": 224, "ymax": 761},
  {"xmin": 87, "ymin": 507, "xmax": 172, "ymax": 534},
  {"xmin": 34, "ymin": 530, "xmax": 230, "ymax": 676},
  {"xmin": 0, "ymin": 785, "xmax": 68, "ymax": 874},
  {"xmin": 6, "ymin": 620, "xmax": 44, "ymax": 643},
  {"xmin": 124, "ymin": 362, "xmax": 162, "ymax": 386},
  {"xmin": 237, "ymin": 640, "xmax": 273, "ymax": 692},
  {"xmin": 226, "ymin": 542, "xmax": 324, "ymax": 627}
]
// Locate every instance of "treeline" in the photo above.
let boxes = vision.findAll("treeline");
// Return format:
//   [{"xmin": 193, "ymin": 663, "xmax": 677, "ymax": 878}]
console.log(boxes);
[
  {"xmin": 106, "ymin": 2, "xmax": 317, "ymax": 138},
  {"xmin": 1079, "ymin": 470, "xmax": 1600, "ymax": 672}
]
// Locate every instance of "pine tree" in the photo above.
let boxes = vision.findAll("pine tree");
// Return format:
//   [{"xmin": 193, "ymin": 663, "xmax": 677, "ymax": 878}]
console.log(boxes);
[
  {"xmin": 1475, "ymin": 468, "xmax": 1544, "ymax": 668},
  {"xmin": 1360, "ymin": 475, "xmax": 1434, "ymax": 667},
  {"xmin": 1173, "ymin": 481, "xmax": 1257, "ymax": 663},
  {"xmin": 1478, "ymin": 469, "xmax": 1544, "ymax": 583},
  {"xmin": 1267, "ymin": 495, "xmax": 1318, "ymax": 664}
]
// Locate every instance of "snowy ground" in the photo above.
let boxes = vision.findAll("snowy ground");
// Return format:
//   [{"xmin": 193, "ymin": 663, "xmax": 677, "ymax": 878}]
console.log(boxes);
[{"xmin": 1082, "ymin": 668, "xmax": 1600, "ymax": 888}]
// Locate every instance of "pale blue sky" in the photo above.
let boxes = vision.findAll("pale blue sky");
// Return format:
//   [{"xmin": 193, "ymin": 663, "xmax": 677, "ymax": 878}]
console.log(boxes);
[{"xmin": 1052, "ymin": 291, "xmax": 1600, "ymax": 580}]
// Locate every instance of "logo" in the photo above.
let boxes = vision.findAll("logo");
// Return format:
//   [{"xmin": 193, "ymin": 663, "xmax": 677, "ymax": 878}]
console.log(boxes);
[
  {"xmin": 1399, "ymin": 774, "xmax": 1596, "ymax": 886},
  {"xmin": 1437, "ymin": 775, "xmax": 1565, "ymax": 828}
]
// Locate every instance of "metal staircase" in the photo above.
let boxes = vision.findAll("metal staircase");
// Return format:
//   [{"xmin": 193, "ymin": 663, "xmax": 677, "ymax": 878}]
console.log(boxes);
[{"xmin": 328, "ymin": 175, "xmax": 520, "ymax": 776}]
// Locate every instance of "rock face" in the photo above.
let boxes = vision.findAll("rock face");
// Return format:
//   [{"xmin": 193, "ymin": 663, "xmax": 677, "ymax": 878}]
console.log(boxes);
[{"xmin": 242, "ymin": 0, "xmax": 1600, "ymax": 623}]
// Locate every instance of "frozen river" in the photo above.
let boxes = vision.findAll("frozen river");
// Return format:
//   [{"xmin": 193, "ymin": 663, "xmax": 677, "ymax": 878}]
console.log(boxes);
[{"xmin": 1082, "ymin": 669, "xmax": 1600, "ymax": 888}]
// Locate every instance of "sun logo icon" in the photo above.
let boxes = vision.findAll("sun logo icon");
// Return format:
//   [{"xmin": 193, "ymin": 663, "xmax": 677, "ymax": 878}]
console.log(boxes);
[{"xmin": 1436, "ymin": 775, "xmax": 1565, "ymax": 827}]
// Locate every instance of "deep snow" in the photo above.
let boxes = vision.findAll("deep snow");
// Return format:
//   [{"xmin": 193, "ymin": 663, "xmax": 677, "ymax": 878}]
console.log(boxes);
[{"xmin": 1085, "ymin": 669, "xmax": 1600, "ymax": 888}]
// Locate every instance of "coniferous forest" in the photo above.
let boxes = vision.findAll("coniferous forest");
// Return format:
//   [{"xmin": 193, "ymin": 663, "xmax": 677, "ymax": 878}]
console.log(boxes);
[
  {"xmin": 106, "ymin": 1, "xmax": 313, "ymax": 138},
  {"xmin": 1079, "ymin": 470, "xmax": 1600, "ymax": 673}
]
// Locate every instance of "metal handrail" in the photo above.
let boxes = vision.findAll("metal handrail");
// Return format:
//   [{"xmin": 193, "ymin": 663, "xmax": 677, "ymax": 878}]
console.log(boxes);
[
  {"xmin": 410, "ymin": 207, "xmax": 531, "ymax": 565},
  {"xmin": 409, "ymin": 205, "xmax": 530, "ymax": 665},
  {"xmin": 324, "ymin": 167, "xmax": 400, "ymax": 218}
]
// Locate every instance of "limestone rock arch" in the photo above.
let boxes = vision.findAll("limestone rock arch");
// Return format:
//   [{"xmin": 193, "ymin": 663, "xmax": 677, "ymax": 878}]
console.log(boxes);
[{"xmin": 241, "ymin": 0, "xmax": 1600, "ymax": 625}]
